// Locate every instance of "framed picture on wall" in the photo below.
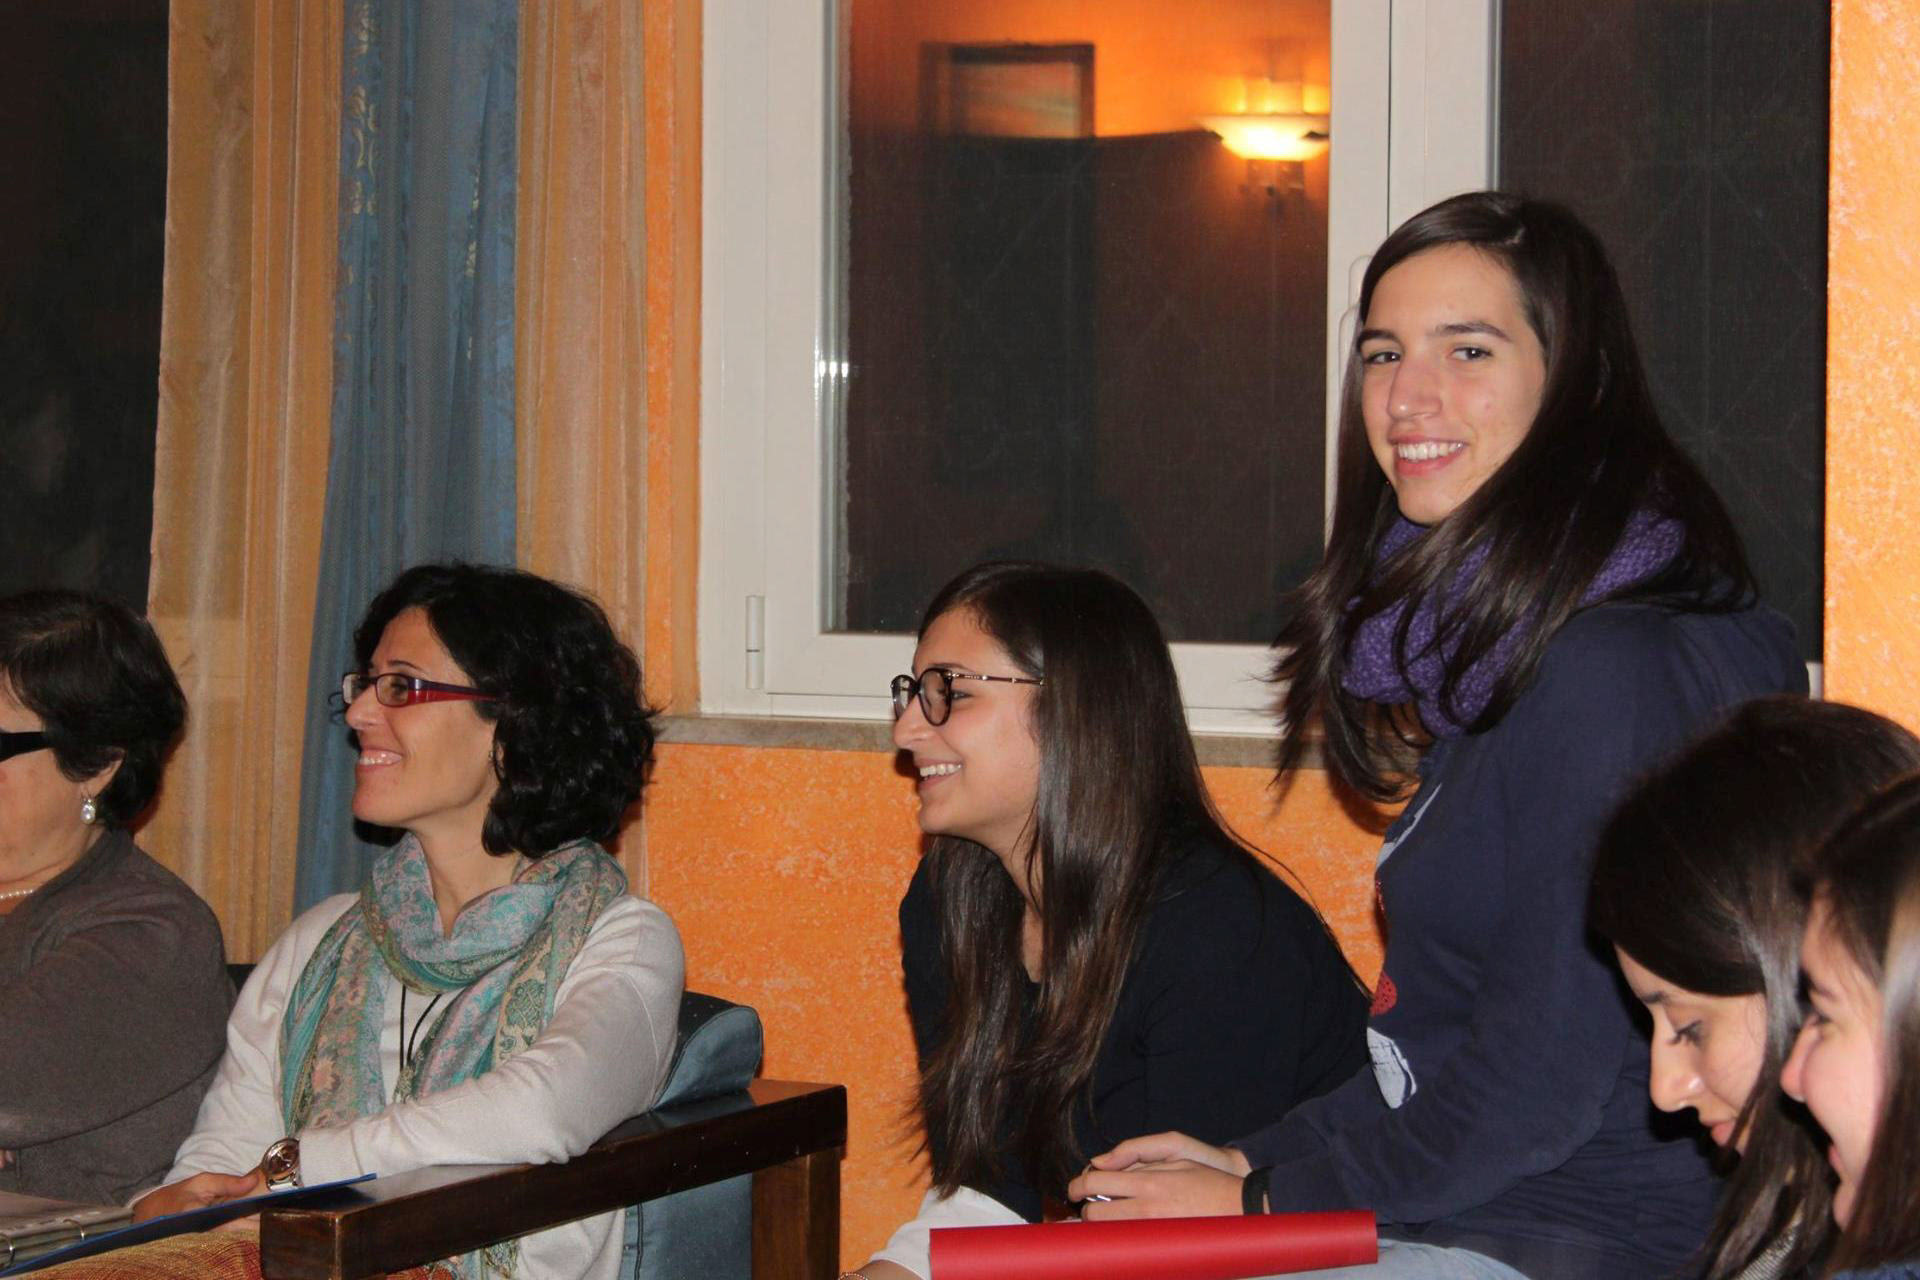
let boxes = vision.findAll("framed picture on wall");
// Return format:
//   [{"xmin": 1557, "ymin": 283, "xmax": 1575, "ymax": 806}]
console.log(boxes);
[{"xmin": 925, "ymin": 42, "xmax": 1094, "ymax": 139}]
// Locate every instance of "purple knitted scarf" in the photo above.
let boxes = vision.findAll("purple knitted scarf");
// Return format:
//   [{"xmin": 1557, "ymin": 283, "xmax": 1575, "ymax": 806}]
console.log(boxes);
[{"xmin": 1340, "ymin": 511, "xmax": 1683, "ymax": 736}]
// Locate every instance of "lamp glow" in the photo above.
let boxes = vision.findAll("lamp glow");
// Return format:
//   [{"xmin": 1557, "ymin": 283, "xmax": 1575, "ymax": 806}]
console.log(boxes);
[{"xmin": 1200, "ymin": 113, "xmax": 1330, "ymax": 162}]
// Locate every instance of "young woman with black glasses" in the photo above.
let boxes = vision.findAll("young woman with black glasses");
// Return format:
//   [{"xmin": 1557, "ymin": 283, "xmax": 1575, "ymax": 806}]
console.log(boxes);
[{"xmin": 847, "ymin": 560, "xmax": 1368, "ymax": 1280}]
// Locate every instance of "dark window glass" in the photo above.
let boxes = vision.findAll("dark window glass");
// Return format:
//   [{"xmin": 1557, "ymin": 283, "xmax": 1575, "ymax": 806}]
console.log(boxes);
[
  {"xmin": 0, "ymin": 1, "xmax": 167, "ymax": 609},
  {"xmin": 1499, "ymin": 2, "xmax": 1828, "ymax": 658},
  {"xmin": 834, "ymin": 3, "xmax": 1333, "ymax": 644}
]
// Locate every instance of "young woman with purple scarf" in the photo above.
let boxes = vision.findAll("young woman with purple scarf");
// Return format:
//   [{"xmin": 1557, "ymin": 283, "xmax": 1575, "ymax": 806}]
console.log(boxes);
[{"xmin": 1067, "ymin": 191, "xmax": 1806, "ymax": 1278}]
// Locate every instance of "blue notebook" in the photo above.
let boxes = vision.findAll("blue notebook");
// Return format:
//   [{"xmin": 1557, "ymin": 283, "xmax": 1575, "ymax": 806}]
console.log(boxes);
[{"xmin": 0, "ymin": 1175, "xmax": 375, "ymax": 1275}]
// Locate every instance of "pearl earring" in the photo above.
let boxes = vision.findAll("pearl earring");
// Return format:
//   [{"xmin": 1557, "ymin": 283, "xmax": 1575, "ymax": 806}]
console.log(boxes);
[{"xmin": 80, "ymin": 795, "xmax": 98, "ymax": 825}]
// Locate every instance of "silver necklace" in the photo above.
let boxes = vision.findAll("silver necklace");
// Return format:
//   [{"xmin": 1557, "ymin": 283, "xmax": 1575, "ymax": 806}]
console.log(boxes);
[{"xmin": 0, "ymin": 887, "xmax": 35, "ymax": 902}]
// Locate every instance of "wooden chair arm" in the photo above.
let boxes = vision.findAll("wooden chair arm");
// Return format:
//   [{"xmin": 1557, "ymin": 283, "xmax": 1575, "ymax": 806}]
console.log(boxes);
[{"xmin": 256, "ymin": 1080, "xmax": 847, "ymax": 1280}]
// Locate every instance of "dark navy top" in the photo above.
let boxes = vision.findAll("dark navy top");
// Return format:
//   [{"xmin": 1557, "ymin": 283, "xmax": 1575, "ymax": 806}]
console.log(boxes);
[
  {"xmin": 901, "ymin": 825, "xmax": 1369, "ymax": 1223},
  {"xmin": 1234, "ymin": 601, "xmax": 1806, "ymax": 1279}
]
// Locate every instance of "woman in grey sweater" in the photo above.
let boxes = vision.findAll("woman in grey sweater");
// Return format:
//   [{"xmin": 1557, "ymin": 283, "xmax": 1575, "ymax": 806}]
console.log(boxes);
[{"xmin": 0, "ymin": 590, "xmax": 229, "ymax": 1205}]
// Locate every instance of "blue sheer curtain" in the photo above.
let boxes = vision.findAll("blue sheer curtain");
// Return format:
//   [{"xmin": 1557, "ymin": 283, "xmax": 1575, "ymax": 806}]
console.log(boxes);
[{"xmin": 294, "ymin": 0, "xmax": 519, "ymax": 910}]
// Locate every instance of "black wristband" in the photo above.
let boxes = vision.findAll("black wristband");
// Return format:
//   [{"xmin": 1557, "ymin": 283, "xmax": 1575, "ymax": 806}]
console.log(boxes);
[{"xmin": 1241, "ymin": 1165, "xmax": 1272, "ymax": 1215}]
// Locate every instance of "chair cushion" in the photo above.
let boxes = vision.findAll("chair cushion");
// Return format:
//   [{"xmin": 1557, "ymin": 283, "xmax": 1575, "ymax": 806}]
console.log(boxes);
[
  {"xmin": 628, "ymin": 992, "xmax": 764, "ymax": 1280},
  {"xmin": 654, "ymin": 992, "xmax": 763, "ymax": 1108}
]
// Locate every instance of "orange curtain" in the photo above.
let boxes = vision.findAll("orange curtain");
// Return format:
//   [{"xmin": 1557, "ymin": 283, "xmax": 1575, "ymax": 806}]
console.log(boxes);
[
  {"xmin": 147, "ymin": 0, "xmax": 342, "ymax": 959},
  {"xmin": 516, "ymin": 0, "xmax": 654, "ymax": 877}
]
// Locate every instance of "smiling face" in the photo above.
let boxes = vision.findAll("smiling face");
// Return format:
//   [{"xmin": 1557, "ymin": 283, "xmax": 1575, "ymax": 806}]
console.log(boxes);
[
  {"xmin": 891, "ymin": 607, "xmax": 1043, "ymax": 874},
  {"xmin": 1358, "ymin": 243, "xmax": 1549, "ymax": 524},
  {"xmin": 1616, "ymin": 948, "xmax": 1770, "ymax": 1152},
  {"xmin": 345, "ymin": 607, "xmax": 501, "ymax": 856},
  {"xmin": 1782, "ymin": 902, "xmax": 1886, "ymax": 1228}
]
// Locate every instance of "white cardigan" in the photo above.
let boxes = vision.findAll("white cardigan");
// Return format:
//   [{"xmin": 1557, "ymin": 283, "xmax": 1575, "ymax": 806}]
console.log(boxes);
[{"xmin": 162, "ymin": 890, "xmax": 685, "ymax": 1280}]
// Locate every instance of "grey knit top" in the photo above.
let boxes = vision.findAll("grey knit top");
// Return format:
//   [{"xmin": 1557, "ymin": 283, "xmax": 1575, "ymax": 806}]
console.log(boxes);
[{"xmin": 0, "ymin": 828, "xmax": 231, "ymax": 1204}]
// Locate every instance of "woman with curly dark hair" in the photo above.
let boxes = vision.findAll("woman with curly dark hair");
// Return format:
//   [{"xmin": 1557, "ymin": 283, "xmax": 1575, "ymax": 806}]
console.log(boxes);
[
  {"xmin": 0, "ymin": 589, "xmax": 228, "ymax": 1205},
  {"xmin": 134, "ymin": 564, "xmax": 682, "ymax": 1280}
]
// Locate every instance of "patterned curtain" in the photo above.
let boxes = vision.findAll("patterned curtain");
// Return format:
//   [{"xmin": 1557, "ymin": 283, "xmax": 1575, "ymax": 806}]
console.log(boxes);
[
  {"xmin": 148, "ymin": 0, "xmax": 342, "ymax": 960},
  {"xmin": 294, "ymin": 0, "xmax": 519, "ymax": 909}
]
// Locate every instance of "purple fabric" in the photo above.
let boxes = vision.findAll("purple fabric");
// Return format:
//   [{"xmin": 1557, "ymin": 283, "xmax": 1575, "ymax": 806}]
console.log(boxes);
[{"xmin": 1340, "ymin": 511, "xmax": 1683, "ymax": 735}]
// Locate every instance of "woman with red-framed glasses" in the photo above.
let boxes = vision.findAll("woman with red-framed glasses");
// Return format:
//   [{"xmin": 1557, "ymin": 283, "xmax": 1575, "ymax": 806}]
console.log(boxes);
[{"xmin": 135, "ymin": 563, "xmax": 683, "ymax": 1280}]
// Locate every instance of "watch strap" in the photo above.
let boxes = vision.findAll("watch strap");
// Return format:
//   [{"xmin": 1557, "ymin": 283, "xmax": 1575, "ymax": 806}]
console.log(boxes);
[{"xmin": 1241, "ymin": 1165, "xmax": 1272, "ymax": 1215}]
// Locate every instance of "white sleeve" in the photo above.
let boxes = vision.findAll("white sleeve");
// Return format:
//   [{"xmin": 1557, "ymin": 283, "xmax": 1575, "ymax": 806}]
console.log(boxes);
[
  {"xmin": 161, "ymin": 895, "xmax": 360, "ymax": 1187},
  {"xmin": 866, "ymin": 1187, "xmax": 1028, "ymax": 1280},
  {"xmin": 299, "ymin": 896, "xmax": 684, "ymax": 1183}
]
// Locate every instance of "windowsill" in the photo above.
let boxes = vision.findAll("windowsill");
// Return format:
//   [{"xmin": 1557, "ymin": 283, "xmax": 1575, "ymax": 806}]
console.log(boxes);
[{"xmin": 656, "ymin": 713, "xmax": 1317, "ymax": 770}]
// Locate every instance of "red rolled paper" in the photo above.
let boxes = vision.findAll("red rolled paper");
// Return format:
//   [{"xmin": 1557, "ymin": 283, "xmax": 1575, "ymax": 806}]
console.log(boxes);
[{"xmin": 929, "ymin": 1210, "xmax": 1377, "ymax": 1280}]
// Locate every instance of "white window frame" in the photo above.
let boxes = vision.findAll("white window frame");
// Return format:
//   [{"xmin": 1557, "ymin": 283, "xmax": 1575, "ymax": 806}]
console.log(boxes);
[{"xmin": 700, "ymin": 0, "xmax": 1498, "ymax": 733}]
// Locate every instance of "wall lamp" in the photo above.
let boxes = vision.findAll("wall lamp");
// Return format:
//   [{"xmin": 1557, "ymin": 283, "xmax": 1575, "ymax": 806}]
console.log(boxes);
[{"xmin": 1199, "ymin": 112, "xmax": 1330, "ymax": 163}]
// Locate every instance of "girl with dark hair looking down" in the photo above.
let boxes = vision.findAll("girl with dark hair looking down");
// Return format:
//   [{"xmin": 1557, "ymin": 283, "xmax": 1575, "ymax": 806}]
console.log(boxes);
[
  {"xmin": 1068, "ymin": 192, "xmax": 1804, "ymax": 1278},
  {"xmin": 1589, "ymin": 696, "xmax": 1920, "ymax": 1280},
  {"xmin": 847, "ymin": 562, "xmax": 1368, "ymax": 1280},
  {"xmin": 133, "ymin": 564, "xmax": 683, "ymax": 1280}
]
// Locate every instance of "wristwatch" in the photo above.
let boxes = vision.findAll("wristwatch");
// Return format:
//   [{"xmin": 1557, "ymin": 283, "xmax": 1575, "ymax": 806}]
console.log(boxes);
[{"xmin": 262, "ymin": 1136, "xmax": 303, "ymax": 1190}]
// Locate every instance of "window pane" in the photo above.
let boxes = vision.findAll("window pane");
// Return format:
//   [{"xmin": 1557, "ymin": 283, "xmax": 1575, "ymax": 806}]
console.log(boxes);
[
  {"xmin": 1499, "ymin": 1, "xmax": 1828, "ymax": 659},
  {"xmin": 0, "ymin": 4, "xmax": 165, "ymax": 608},
  {"xmin": 832, "ymin": 1, "xmax": 1332, "ymax": 644}
]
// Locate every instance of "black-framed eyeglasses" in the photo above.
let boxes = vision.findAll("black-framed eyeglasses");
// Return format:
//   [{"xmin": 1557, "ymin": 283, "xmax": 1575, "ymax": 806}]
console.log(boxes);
[
  {"xmin": 890, "ymin": 668, "xmax": 1043, "ymax": 727},
  {"xmin": 0, "ymin": 730, "xmax": 48, "ymax": 763},
  {"xmin": 341, "ymin": 671, "xmax": 496, "ymax": 709}
]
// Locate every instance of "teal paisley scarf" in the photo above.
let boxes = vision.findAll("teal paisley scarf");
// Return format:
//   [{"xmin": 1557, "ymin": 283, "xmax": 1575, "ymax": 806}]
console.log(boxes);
[{"xmin": 279, "ymin": 835, "xmax": 627, "ymax": 1279}]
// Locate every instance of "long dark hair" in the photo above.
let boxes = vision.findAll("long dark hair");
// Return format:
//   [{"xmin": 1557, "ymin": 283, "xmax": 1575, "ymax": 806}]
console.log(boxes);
[
  {"xmin": 353, "ymin": 563, "xmax": 657, "ymax": 857},
  {"xmin": 1590, "ymin": 698, "xmax": 1920, "ymax": 1280},
  {"xmin": 914, "ymin": 562, "xmax": 1261, "ymax": 1207},
  {"xmin": 1805, "ymin": 774, "xmax": 1920, "ymax": 1274},
  {"xmin": 1273, "ymin": 191, "xmax": 1753, "ymax": 801}
]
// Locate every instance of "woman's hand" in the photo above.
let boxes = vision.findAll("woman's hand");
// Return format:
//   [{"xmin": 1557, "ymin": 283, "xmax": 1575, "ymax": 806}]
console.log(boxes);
[
  {"xmin": 1083, "ymin": 1131, "xmax": 1250, "ymax": 1175},
  {"xmin": 1067, "ymin": 1159, "xmax": 1246, "ymax": 1220},
  {"xmin": 131, "ymin": 1167, "xmax": 267, "ymax": 1221}
]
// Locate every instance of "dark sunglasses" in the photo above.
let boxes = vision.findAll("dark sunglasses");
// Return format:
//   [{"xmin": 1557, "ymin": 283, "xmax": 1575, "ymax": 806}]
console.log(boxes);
[
  {"xmin": 0, "ymin": 730, "xmax": 49, "ymax": 763},
  {"xmin": 890, "ymin": 668, "xmax": 1043, "ymax": 727}
]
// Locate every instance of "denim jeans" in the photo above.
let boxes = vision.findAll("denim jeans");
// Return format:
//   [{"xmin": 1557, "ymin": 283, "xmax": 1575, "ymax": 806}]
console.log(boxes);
[{"xmin": 1260, "ymin": 1239, "xmax": 1532, "ymax": 1279}]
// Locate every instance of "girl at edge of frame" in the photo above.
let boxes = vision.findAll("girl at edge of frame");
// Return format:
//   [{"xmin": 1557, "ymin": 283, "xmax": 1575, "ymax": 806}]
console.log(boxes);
[
  {"xmin": 1590, "ymin": 696, "xmax": 1920, "ymax": 1280},
  {"xmin": 133, "ymin": 563, "xmax": 685, "ymax": 1280},
  {"xmin": 0, "ymin": 590, "xmax": 229, "ymax": 1206},
  {"xmin": 847, "ymin": 561, "xmax": 1371, "ymax": 1280},
  {"xmin": 1779, "ymin": 772, "xmax": 1920, "ymax": 1279},
  {"xmin": 1067, "ymin": 190, "xmax": 1806, "ymax": 1279}
]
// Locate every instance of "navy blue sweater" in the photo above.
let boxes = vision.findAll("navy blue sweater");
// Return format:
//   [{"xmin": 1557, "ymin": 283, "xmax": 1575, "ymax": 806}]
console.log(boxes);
[{"xmin": 1234, "ymin": 601, "xmax": 1805, "ymax": 1278}]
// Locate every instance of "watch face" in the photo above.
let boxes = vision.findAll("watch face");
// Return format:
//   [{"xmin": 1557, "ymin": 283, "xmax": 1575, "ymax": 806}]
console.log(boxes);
[{"xmin": 264, "ymin": 1138, "xmax": 300, "ymax": 1186}]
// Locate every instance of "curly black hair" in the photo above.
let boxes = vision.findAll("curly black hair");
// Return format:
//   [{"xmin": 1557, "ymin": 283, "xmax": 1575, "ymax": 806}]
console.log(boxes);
[
  {"xmin": 352, "ymin": 564, "xmax": 658, "ymax": 858},
  {"xmin": 0, "ymin": 590, "xmax": 187, "ymax": 826}
]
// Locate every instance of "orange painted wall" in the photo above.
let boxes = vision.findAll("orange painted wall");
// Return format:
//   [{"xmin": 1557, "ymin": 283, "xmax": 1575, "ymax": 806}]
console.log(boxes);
[
  {"xmin": 1824, "ymin": 0, "xmax": 1920, "ymax": 728},
  {"xmin": 646, "ymin": 743, "xmax": 1384, "ymax": 1264}
]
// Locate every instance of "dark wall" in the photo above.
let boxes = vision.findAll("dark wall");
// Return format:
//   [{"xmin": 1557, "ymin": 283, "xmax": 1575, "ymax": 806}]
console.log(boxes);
[
  {"xmin": 0, "ymin": 1, "xmax": 168, "ymax": 610},
  {"xmin": 1500, "ymin": 1, "xmax": 1828, "ymax": 657}
]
